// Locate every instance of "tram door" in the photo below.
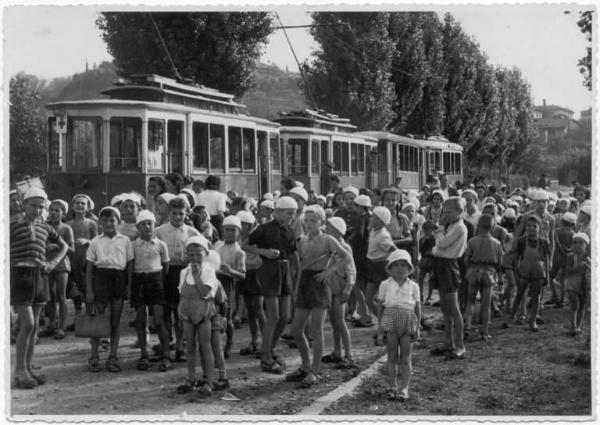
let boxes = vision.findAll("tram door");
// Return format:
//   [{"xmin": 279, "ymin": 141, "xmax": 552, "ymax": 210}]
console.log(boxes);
[
  {"xmin": 257, "ymin": 130, "xmax": 269, "ymax": 196},
  {"xmin": 320, "ymin": 140, "xmax": 329, "ymax": 194},
  {"xmin": 167, "ymin": 120, "xmax": 184, "ymax": 174}
]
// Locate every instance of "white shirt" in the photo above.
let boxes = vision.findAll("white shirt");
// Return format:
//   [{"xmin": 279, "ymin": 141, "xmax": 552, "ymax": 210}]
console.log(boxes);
[
  {"xmin": 86, "ymin": 233, "xmax": 134, "ymax": 270},
  {"xmin": 178, "ymin": 263, "xmax": 219, "ymax": 298},
  {"xmin": 377, "ymin": 277, "xmax": 420, "ymax": 309},
  {"xmin": 195, "ymin": 190, "xmax": 228, "ymax": 216},
  {"xmin": 155, "ymin": 222, "xmax": 200, "ymax": 265},
  {"xmin": 432, "ymin": 220, "xmax": 467, "ymax": 259}
]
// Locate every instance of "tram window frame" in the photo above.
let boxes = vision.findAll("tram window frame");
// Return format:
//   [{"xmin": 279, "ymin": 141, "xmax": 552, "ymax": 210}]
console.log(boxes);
[
  {"xmin": 270, "ymin": 132, "xmax": 281, "ymax": 172},
  {"xmin": 443, "ymin": 152, "xmax": 450, "ymax": 174},
  {"xmin": 288, "ymin": 138, "xmax": 308, "ymax": 175},
  {"xmin": 341, "ymin": 142, "xmax": 349, "ymax": 176},
  {"xmin": 147, "ymin": 119, "xmax": 166, "ymax": 172},
  {"xmin": 192, "ymin": 121, "xmax": 209, "ymax": 171},
  {"xmin": 109, "ymin": 117, "xmax": 142, "ymax": 172},
  {"xmin": 47, "ymin": 118, "xmax": 61, "ymax": 171},
  {"xmin": 434, "ymin": 151, "xmax": 441, "ymax": 173},
  {"xmin": 455, "ymin": 153, "xmax": 462, "ymax": 173},
  {"xmin": 311, "ymin": 140, "xmax": 320, "ymax": 175},
  {"xmin": 333, "ymin": 141, "xmax": 342, "ymax": 173},
  {"xmin": 228, "ymin": 126, "xmax": 242, "ymax": 172},
  {"xmin": 351, "ymin": 143, "xmax": 358, "ymax": 176},
  {"xmin": 67, "ymin": 117, "xmax": 102, "ymax": 171},
  {"xmin": 242, "ymin": 128, "xmax": 255, "ymax": 173},
  {"xmin": 358, "ymin": 144, "xmax": 365, "ymax": 174},
  {"xmin": 413, "ymin": 147, "xmax": 418, "ymax": 172},
  {"xmin": 209, "ymin": 124, "xmax": 225, "ymax": 172}
]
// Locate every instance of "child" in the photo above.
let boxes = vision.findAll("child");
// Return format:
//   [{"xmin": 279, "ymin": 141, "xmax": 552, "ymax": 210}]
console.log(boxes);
[
  {"xmin": 85, "ymin": 206, "xmax": 134, "ymax": 372},
  {"xmin": 66, "ymin": 194, "xmax": 98, "ymax": 330},
  {"xmin": 131, "ymin": 210, "xmax": 171, "ymax": 372},
  {"xmin": 322, "ymin": 217, "xmax": 357, "ymax": 369},
  {"xmin": 176, "ymin": 236, "xmax": 219, "ymax": 397},
  {"xmin": 376, "ymin": 249, "xmax": 420, "ymax": 401},
  {"xmin": 11, "ymin": 188, "xmax": 68, "ymax": 388},
  {"xmin": 257, "ymin": 200, "xmax": 274, "ymax": 224},
  {"xmin": 285, "ymin": 206, "xmax": 353, "ymax": 388},
  {"xmin": 428, "ymin": 197, "xmax": 467, "ymax": 359},
  {"xmin": 155, "ymin": 197, "xmax": 201, "ymax": 362},
  {"xmin": 548, "ymin": 212, "xmax": 577, "ymax": 308},
  {"xmin": 190, "ymin": 204, "xmax": 218, "ymax": 243},
  {"xmin": 213, "ymin": 215, "xmax": 246, "ymax": 359},
  {"xmin": 419, "ymin": 220, "xmax": 437, "ymax": 304},
  {"xmin": 463, "ymin": 215, "xmax": 503, "ymax": 340},
  {"xmin": 423, "ymin": 190, "xmax": 444, "ymax": 225},
  {"xmin": 237, "ymin": 210, "xmax": 265, "ymax": 357},
  {"xmin": 506, "ymin": 215, "xmax": 551, "ymax": 332},
  {"xmin": 565, "ymin": 233, "xmax": 590, "ymax": 336},
  {"xmin": 117, "ymin": 193, "xmax": 141, "ymax": 240},
  {"xmin": 9, "ymin": 189, "xmax": 24, "ymax": 224},
  {"xmin": 155, "ymin": 193, "xmax": 176, "ymax": 226},
  {"xmin": 42, "ymin": 199, "xmax": 74, "ymax": 339}
]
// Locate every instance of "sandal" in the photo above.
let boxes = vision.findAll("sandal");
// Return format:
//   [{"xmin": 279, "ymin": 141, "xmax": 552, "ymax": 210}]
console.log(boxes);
[
  {"xmin": 106, "ymin": 355, "xmax": 121, "ymax": 372},
  {"xmin": 321, "ymin": 353, "xmax": 343, "ymax": 363},
  {"xmin": 398, "ymin": 389, "xmax": 409, "ymax": 401},
  {"xmin": 386, "ymin": 388, "xmax": 400, "ymax": 401},
  {"xmin": 260, "ymin": 359, "xmax": 284, "ymax": 375},
  {"xmin": 300, "ymin": 371, "xmax": 320, "ymax": 388},
  {"xmin": 272, "ymin": 354, "xmax": 286, "ymax": 368},
  {"xmin": 335, "ymin": 357, "xmax": 357, "ymax": 369},
  {"xmin": 88, "ymin": 357, "xmax": 101, "ymax": 373},
  {"xmin": 285, "ymin": 367, "xmax": 309, "ymax": 382},
  {"xmin": 174, "ymin": 350, "xmax": 186, "ymax": 363},
  {"xmin": 13, "ymin": 376, "xmax": 38, "ymax": 390},
  {"xmin": 212, "ymin": 378, "xmax": 230, "ymax": 391},
  {"xmin": 53, "ymin": 328, "xmax": 66, "ymax": 340},
  {"xmin": 240, "ymin": 344, "xmax": 257, "ymax": 356},
  {"xmin": 429, "ymin": 346, "xmax": 452, "ymax": 356},
  {"xmin": 158, "ymin": 357, "xmax": 171, "ymax": 372},
  {"xmin": 29, "ymin": 371, "xmax": 47, "ymax": 385},
  {"xmin": 177, "ymin": 380, "xmax": 194, "ymax": 394},
  {"xmin": 445, "ymin": 351, "xmax": 465, "ymax": 361},
  {"xmin": 136, "ymin": 357, "xmax": 150, "ymax": 371},
  {"xmin": 197, "ymin": 381, "xmax": 213, "ymax": 397}
]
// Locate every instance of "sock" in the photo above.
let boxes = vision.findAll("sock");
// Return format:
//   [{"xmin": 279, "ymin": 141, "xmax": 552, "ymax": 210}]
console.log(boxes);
[{"xmin": 218, "ymin": 368, "xmax": 227, "ymax": 380}]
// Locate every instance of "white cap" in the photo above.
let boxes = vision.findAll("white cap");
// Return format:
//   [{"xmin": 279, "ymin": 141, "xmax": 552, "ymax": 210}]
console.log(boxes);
[
  {"xmin": 431, "ymin": 189, "xmax": 445, "ymax": 200},
  {"xmin": 580, "ymin": 205, "xmax": 591, "ymax": 216},
  {"xmin": 354, "ymin": 194, "xmax": 372, "ymax": 208},
  {"xmin": 260, "ymin": 200, "xmax": 275, "ymax": 210},
  {"xmin": 186, "ymin": 235, "xmax": 210, "ymax": 251},
  {"xmin": 316, "ymin": 195, "xmax": 327, "ymax": 203},
  {"xmin": 273, "ymin": 190, "xmax": 281, "ymax": 198},
  {"xmin": 110, "ymin": 194, "xmax": 124, "ymax": 206},
  {"xmin": 72, "ymin": 193, "xmax": 95, "ymax": 211},
  {"xmin": 343, "ymin": 186, "xmax": 359, "ymax": 197},
  {"xmin": 223, "ymin": 215, "xmax": 242, "ymax": 229},
  {"xmin": 136, "ymin": 209, "xmax": 157, "ymax": 225},
  {"xmin": 462, "ymin": 189, "xmax": 478, "ymax": 199},
  {"xmin": 275, "ymin": 196, "xmax": 298, "ymax": 210},
  {"xmin": 402, "ymin": 202, "xmax": 416, "ymax": 211},
  {"xmin": 327, "ymin": 217, "xmax": 347, "ymax": 236},
  {"xmin": 573, "ymin": 232, "xmax": 590, "ymax": 244},
  {"xmin": 50, "ymin": 199, "xmax": 69, "ymax": 214},
  {"xmin": 121, "ymin": 192, "xmax": 141, "ymax": 205},
  {"xmin": 482, "ymin": 202, "xmax": 497, "ymax": 213},
  {"xmin": 23, "ymin": 187, "xmax": 48, "ymax": 201},
  {"xmin": 372, "ymin": 206, "xmax": 391, "ymax": 226},
  {"xmin": 503, "ymin": 208, "xmax": 516, "ymax": 219},
  {"xmin": 236, "ymin": 210, "xmax": 256, "ymax": 225},
  {"xmin": 531, "ymin": 189, "xmax": 549, "ymax": 201},
  {"xmin": 304, "ymin": 204, "xmax": 326, "ymax": 222},
  {"xmin": 289, "ymin": 187, "xmax": 309, "ymax": 202},
  {"xmin": 408, "ymin": 197, "xmax": 420, "ymax": 210},
  {"xmin": 562, "ymin": 212, "xmax": 577, "ymax": 224},
  {"xmin": 158, "ymin": 193, "xmax": 176, "ymax": 205},
  {"xmin": 263, "ymin": 193, "xmax": 274, "ymax": 201},
  {"xmin": 385, "ymin": 249, "xmax": 414, "ymax": 272},
  {"xmin": 99, "ymin": 206, "xmax": 121, "ymax": 221},
  {"xmin": 295, "ymin": 181, "xmax": 305, "ymax": 188}
]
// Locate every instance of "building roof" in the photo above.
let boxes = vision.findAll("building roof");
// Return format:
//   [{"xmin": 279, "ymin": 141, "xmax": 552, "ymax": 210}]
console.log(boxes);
[{"xmin": 534, "ymin": 104, "xmax": 574, "ymax": 114}]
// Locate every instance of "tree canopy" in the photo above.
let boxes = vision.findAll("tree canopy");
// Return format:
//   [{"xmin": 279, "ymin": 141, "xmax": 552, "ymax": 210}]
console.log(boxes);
[
  {"xmin": 577, "ymin": 11, "xmax": 592, "ymax": 90},
  {"xmin": 96, "ymin": 12, "xmax": 274, "ymax": 97}
]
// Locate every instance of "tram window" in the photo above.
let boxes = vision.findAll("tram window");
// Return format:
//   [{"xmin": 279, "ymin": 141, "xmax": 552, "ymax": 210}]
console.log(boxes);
[
  {"xmin": 288, "ymin": 139, "xmax": 307, "ymax": 175},
  {"xmin": 358, "ymin": 144, "xmax": 365, "ymax": 173},
  {"xmin": 47, "ymin": 118, "xmax": 61, "ymax": 170},
  {"xmin": 455, "ymin": 153, "xmax": 462, "ymax": 173},
  {"xmin": 351, "ymin": 144, "xmax": 358, "ymax": 176},
  {"xmin": 341, "ymin": 143, "xmax": 349, "ymax": 175},
  {"xmin": 148, "ymin": 120, "xmax": 165, "ymax": 171},
  {"xmin": 434, "ymin": 152, "xmax": 441, "ymax": 173},
  {"xmin": 110, "ymin": 117, "xmax": 141, "ymax": 171},
  {"xmin": 67, "ymin": 117, "xmax": 102, "ymax": 170},
  {"xmin": 242, "ymin": 128, "xmax": 255, "ymax": 172},
  {"xmin": 192, "ymin": 122, "xmax": 208, "ymax": 170},
  {"xmin": 443, "ymin": 152, "xmax": 450, "ymax": 173},
  {"xmin": 311, "ymin": 140, "xmax": 320, "ymax": 175},
  {"xmin": 210, "ymin": 124, "xmax": 225, "ymax": 171},
  {"xmin": 270, "ymin": 133, "xmax": 280, "ymax": 172},
  {"xmin": 228, "ymin": 126, "xmax": 242, "ymax": 171},
  {"xmin": 413, "ymin": 147, "xmax": 419, "ymax": 172},
  {"xmin": 333, "ymin": 141, "xmax": 342, "ymax": 172}
]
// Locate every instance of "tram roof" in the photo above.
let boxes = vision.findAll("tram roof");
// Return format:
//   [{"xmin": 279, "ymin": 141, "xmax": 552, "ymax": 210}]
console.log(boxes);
[
  {"xmin": 280, "ymin": 125, "xmax": 378, "ymax": 143},
  {"xmin": 355, "ymin": 131, "xmax": 463, "ymax": 152}
]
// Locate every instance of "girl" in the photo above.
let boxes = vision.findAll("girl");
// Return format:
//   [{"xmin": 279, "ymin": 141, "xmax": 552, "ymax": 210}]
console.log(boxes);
[
  {"xmin": 382, "ymin": 188, "xmax": 413, "ymax": 252},
  {"xmin": 117, "ymin": 193, "xmax": 141, "ymax": 240},
  {"xmin": 9, "ymin": 189, "xmax": 24, "ymax": 224},
  {"xmin": 43, "ymin": 200, "xmax": 74, "ymax": 339},
  {"xmin": 423, "ymin": 190, "xmax": 444, "ymax": 225},
  {"xmin": 565, "ymin": 233, "xmax": 590, "ymax": 336},
  {"xmin": 285, "ymin": 205, "xmax": 353, "ymax": 388},
  {"xmin": 257, "ymin": 199, "xmax": 274, "ymax": 224},
  {"xmin": 376, "ymin": 249, "xmax": 420, "ymax": 401},
  {"xmin": 190, "ymin": 204, "xmax": 218, "ymax": 243},
  {"xmin": 176, "ymin": 235, "xmax": 219, "ymax": 396},
  {"xmin": 146, "ymin": 176, "xmax": 166, "ymax": 215},
  {"xmin": 155, "ymin": 193, "xmax": 176, "ymax": 226},
  {"xmin": 164, "ymin": 172, "xmax": 184, "ymax": 194},
  {"xmin": 331, "ymin": 190, "xmax": 345, "ymax": 215}
]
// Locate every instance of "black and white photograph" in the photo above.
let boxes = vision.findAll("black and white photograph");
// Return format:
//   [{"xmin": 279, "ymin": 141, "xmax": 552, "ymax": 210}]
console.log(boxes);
[{"xmin": 4, "ymin": 1, "xmax": 595, "ymax": 419}]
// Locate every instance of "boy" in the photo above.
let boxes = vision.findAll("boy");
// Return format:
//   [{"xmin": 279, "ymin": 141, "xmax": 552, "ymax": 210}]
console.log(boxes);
[
  {"xmin": 155, "ymin": 197, "xmax": 201, "ymax": 362},
  {"xmin": 131, "ymin": 210, "xmax": 171, "ymax": 372},
  {"xmin": 86, "ymin": 206, "xmax": 134, "ymax": 372},
  {"xmin": 463, "ymin": 215, "xmax": 503, "ymax": 340},
  {"xmin": 11, "ymin": 188, "xmax": 68, "ymax": 388},
  {"xmin": 429, "ymin": 197, "xmax": 467, "ymax": 359},
  {"xmin": 117, "ymin": 193, "xmax": 142, "ymax": 240},
  {"xmin": 547, "ymin": 212, "xmax": 576, "ymax": 308},
  {"xmin": 419, "ymin": 220, "xmax": 437, "ymax": 304}
]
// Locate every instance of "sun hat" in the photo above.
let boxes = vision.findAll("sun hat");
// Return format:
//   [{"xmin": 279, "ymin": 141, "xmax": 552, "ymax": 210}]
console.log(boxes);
[
  {"xmin": 385, "ymin": 249, "xmax": 414, "ymax": 273},
  {"xmin": 121, "ymin": 192, "xmax": 141, "ymax": 205},
  {"xmin": 316, "ymin": 195, "xmax": 327, "ymax": 203},
  {"xmin": 263, "ymin": 193, "xmax": 274, "ymax": 201},
  {"xmin": 327, "ymin": 217, "xmax": 347, "ymax": 236},
  {"xmin": 23, "ymin": 187, "xmax": 48, "ymax": 201},
  {"xmin": 572, "ymin": 232, "xmax": 590, "ymax": 245},
  {"xmin": 236, "ymin": 210, "xmax": 256, "ymax": 225},
  {"xmin": 110, "ymin": 194, "xmax": 124, "ymax": 206},
  {"xmin": 579, "ymin": 205, "xmax": 591, "ymax": 216},
  {"xmin": 562, "ymin": 212, "xmax": 577, "ymax": 224},
  {"xmin": 304, "ymin": 204, "xmax": 326, "ymax": 222},
  {"xmin": 503, "ymin": 208, "xmax": 516, "ymax": 219},
  {"xmin": 353, "ymin": 194, "xmax": 373, "ymax": 208},
  {"xmin": 50, "ymin": 199, "xmax": 69, "ymax": 214},
  {"xmin": 275, "ymin": 196, "xmax": 298, "ymax": 210},
  {"xmin": 223, "ymin": 215, "xmax": 242, "ymax": 230},
  {"xmin": 185, "ymin": 235, "xmax": 210, "ymax": 251},
  {"xmin": 289, "ymin": 187, "xmax": 309, "ymax": 202},
  {"xmin": 261, "ymin": 200, "xmax": 275, "ymax": 210},
  {"xmin": 482, "ymin": 202, "xmax": 498, "ymax": 214},
  {"xmin": 372, "ymin": 206, "xmax": 391, "ymax": 226},
  {"xmin": 442, "ymin": 196, "xmax": 465, "ymax": 211},
  {"xmin": 343, "ymin": 186, "xmax": 359, "ymax": 197},
  {"xmin": 136, "ymin": 209, "xmax": 157, "ymax": 225},
  {"xmin": 99, "ymin": 206, "xmax": 121, "ymax": 222}
]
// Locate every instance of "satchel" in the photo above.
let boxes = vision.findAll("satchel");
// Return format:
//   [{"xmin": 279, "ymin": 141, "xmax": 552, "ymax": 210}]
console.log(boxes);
[{"xmin": 75, "ymin": 311, "xmax": 110, "ymax": 338}]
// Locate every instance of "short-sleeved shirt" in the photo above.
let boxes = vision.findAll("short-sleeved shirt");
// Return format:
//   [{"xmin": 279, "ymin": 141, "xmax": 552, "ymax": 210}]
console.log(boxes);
[
  {"xmin": 377, "ymin": 277, "xmax": 420, "ymax": 309},
  {"xmin": 213, "ymin": 241, "xmax": 246, "ymax": 277},
  {"xmin": 432, "ymin": 220, "xmax": 468, "ymax": 259},
  {"xmin": 195, "ymin": 190, "xmax": 228, "ymax": 216},
  {"xmin": 367, "ymin": 227, "xmax": 395, "ymax": 261},
  {"xmin": 465, "ymin": 234, "xmax": 503, "ymax": 267},
  {"xmin": 10, "ymin": 219, "xmax": 61, "ymax": 267},
  {"xmin": 462, "ymin": 209, "xmax": 481, "ymax": 229},
  {"xmin": 155, "ymin": 222, "xmax": 200, "ymax": 265},
  {"xmin": 133, "ymin": 237, "xmax": 169, "ymax": 273},
  {"xmin": 178, "ymin": 263, "xmax": 219, "ymax": 298},
  {"xmin": 86, "ymin": 232, "xmax": 134, "ymax": 270},
  {"xmin": 248, "ymin": 219, "xmax": 297, "ymax": 261},
  {"xmin": 299, "ymin": 232, "xmax": 346, "ymax": 271}
]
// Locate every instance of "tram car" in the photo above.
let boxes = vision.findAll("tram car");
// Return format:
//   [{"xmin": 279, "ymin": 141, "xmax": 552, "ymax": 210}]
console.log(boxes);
[
  {"xmin": 45, "ymin": 74, "xmax": 282, "ymax": 205},
  {"xmin": 276, "ymin": 110, "xmax": 378, "ymax": 194},
  {"xmin": 356, "ymin": 131, "xmax": 464, "ymax": 190}
]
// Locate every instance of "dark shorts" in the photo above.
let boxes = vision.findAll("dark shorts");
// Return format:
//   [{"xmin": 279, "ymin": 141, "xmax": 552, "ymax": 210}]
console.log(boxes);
[
  {"xmin": 11, "ymin": 267, "xmax": 49, "ymax": 306},
  {"xmin": 131, "ymin": 271, "xmax": 165, "ymax": 307},
  {"xmin": 429, "ymin": 257, "xmax": 462, "ymax": 294},
  {"xmin": 518, "ymin": 277, "xmax": 544, "ymax": 299},
  {"xmin": 355, "ymin": 256, "xmax": 368, "ymax": 283},
  {"xmin": 165, "ymin": 265, "xmax": 185, "ymax": 310},
  {"xmin": 296, "ymin": 270, "xmax": 331, "ymax": 310},
  {"xmin": 466, "ymin": 266, "xmax": 498, "ymax": 294},
  {"xmin": 217, "ymin": 274, "xmax": 235, "ymax": 319},
  {"xmin": 367, "ymin": 260, "xmax": 388, "ymax": 285},
  {"xmin": 93, "ymin": 268, "xmax": 127, "ymax": 305},
  {"xmin": 420, "ymin": 256, "xmax": 434, "ymax": 273},
  {"xmin": 239, "ymin": 269, "xmax": 261, "ymax": 296},
  {"xmin": 256, "ymin": 260, "xmax": 292, "ymax": 298}
]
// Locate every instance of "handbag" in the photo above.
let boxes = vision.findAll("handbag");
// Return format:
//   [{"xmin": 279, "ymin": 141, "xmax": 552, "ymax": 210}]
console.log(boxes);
[{"xmin": 75, "ymin": 308, "xmax": 110, "ymax": 338}]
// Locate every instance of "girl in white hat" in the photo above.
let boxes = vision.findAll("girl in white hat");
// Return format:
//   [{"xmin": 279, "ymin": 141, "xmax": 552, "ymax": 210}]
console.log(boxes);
[{"xmin": 565, "ymin": 233, "xmax": 591, "ymax": 336}]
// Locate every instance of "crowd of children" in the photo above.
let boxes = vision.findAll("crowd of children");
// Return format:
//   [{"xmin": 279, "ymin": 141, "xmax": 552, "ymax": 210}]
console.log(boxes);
[{"xmin": 9, "ymin": 173, "xmax": 592, "ymax": 401}]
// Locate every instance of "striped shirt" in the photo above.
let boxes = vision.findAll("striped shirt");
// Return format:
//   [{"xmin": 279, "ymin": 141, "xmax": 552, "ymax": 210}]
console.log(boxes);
[{"xmin": 10, "ymin": 219, "xmax": 61, "ymax": 267}]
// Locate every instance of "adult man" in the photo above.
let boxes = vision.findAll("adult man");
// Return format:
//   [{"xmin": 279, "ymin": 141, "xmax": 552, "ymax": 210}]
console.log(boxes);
[{"xmin": 439, "ymin": 174, "xmax": 459, "ymax": 199}]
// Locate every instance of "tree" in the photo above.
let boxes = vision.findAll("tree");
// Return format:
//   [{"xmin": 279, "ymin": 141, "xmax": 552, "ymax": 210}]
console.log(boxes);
[
  {"xmin": 302, "ymin": 12, "xmax": 397, "ymax": 130},
  {"xmin": 96, "ymin": 12, "xmax": 274, "ymax": 97},
  {"xmin": 577, "ymin": 11, "xmax": 592, "ymax": 90},
  {"xmin": 9, "ymin": 73, "xmax": 47, "ymax": 180}
]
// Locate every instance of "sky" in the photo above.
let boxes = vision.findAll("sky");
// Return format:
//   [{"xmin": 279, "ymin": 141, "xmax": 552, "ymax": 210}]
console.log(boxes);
[{"xmin": 3, "ymin": 3, "xmax": 594, "ymax": 118}]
